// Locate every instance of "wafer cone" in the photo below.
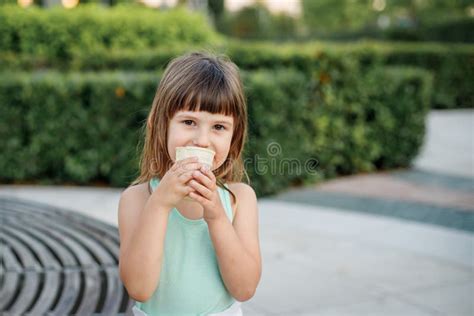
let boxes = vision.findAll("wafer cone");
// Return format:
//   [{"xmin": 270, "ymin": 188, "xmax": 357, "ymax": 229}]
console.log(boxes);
[{"xmin": 176, "ymin": 146, "xmax": 215, "ymax": 201}]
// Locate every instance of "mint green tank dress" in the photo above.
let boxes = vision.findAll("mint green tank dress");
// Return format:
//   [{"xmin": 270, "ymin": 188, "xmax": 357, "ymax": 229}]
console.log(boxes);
[{"xmin": 133, "ymin": 177, "xmax": 237, "ymax": 315}]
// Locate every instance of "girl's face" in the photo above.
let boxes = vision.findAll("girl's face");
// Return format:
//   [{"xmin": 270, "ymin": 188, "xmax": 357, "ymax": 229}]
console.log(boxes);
[{"xmin": 167, "ymin": 110, "xmax": 234, "ymax": 171}]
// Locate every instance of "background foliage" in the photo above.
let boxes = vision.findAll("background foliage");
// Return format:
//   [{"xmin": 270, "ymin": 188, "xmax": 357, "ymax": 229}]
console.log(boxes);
[{"xmin": 0, "ymin": 2, "xmax": 461, "ymax": 196}]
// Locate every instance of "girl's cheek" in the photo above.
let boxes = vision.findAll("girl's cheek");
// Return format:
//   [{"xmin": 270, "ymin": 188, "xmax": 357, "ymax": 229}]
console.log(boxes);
[{"xmin": 215, "ymin": 151, "xmax": 230, "ymax": 167}]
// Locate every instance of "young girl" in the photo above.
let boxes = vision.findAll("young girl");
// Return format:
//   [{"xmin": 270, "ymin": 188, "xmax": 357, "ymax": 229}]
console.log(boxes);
[{"xmin": 118, "ymin": 51, "xmax": 261, "ymax": 316}]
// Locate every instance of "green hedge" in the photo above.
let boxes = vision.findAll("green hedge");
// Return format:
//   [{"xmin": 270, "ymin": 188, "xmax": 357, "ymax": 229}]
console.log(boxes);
[
  {"xmin": 0, "ymin": 66, "xmax": 432, "ymax": 196},
  {"xmin": 2, "ymin": 40, "xmax": 469, "ymax": 109},
  {"xmin": 0, "ymin": 5, "xmax": 470, "ymax": 109},
  {"xmin": 0, "ymin": 71, "xmax": 158, "ymax": 186},
  {"xmin": 0, "ymin": 4, "xmax": 221, "ymax": 60},
  {"xmin": 310, "ymin": 66, "xmax": 432, "ymax": 180},
  {"xmin": 361, "ymin": 42, "xmax": 473, "ymax": 109},
  {"xmin": 0, "ymin": 5, "xmax": 436, "ymax": 195},
  {"xmin": 382, "ymin": 17, "xmax": 474, "ymax": 43}
]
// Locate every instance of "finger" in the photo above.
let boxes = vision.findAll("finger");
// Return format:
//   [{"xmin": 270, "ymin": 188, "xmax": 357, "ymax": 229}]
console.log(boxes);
[
  {"xmin": 171, "ymin": 157, "xmax": 198, "ymax": 172},
  {"xmin": 189, "ymin": 179, "xmax": 212, "ymax": 199},
  {"xmin": 192, "ymin": 170, "xmax": 214, "ymax": 189},
  {"xmin": 178, "ymin": 170, "xmax": 195, "ymax": 183},
  {"xmin": 188, "ymin": 191, "xmax": 206, "ymax": 204},
  {"xmin": 201, "ymin": 165, "xmax": 215, "ymax": 177},
  {"xmin": 199, "ymin": 166, "xmax": 216, "ymax": 185},
  {"xmin": 183, "ymin": 185, "xmax": 196, "ymax": 195},
  {"xmin": 179, "ymin": 162, "xmax": 202, "ymax": 174}
]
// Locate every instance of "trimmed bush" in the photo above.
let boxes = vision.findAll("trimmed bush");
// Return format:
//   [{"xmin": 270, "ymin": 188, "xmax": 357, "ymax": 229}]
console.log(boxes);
[
  {"xmin": 310, "ymin": 66, "xmax": 432, "ymax": 180},
  {"xmin": 0, "ymin": 71, "xmax": 158, "ymax": 185},
  {"xmin": 243, "ymin": 69, "xmax": 318, "ymax": 196},
  {"xmin": 2, "ymin": 40, "xmax": 468, "ymax": 108},
  {"xmin": 0, "ymin": 4, "xmax": 221, "ymax": 60},
  {"xmin": 0, "ymin": 66, "xmax": 432, "ymax": 196}
]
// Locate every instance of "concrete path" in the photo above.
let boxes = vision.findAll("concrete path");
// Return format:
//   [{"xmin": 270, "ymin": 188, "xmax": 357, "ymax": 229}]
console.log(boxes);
[
  {"xmin": 413, "ymin": 110, "xmax": 473, "ymax": 178},
  {"xmin": 1, "ymin": 110, "xmax": 473, "ymax": 315}
]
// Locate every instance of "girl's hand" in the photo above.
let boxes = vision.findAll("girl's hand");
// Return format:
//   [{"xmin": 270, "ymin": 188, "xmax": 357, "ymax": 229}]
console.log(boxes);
[
  {"xmin": 152, "ymin": 157, "xmax": 201, "ymax": 211},
  {"xmin": 188, "ymin": 166, "xmax": 226, "ymax": 222}
]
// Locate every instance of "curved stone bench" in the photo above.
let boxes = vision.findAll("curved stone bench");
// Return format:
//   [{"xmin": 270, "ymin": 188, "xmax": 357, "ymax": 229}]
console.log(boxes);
[{"xmin": 0, "ymin": 197, "xmax": 133, "ymax": 315}]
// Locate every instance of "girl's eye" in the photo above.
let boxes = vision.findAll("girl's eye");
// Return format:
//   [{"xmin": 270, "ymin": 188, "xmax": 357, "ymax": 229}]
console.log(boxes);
[{"xmin": 182, "ymin": 120, "xmax": 225, "ymax": 131}]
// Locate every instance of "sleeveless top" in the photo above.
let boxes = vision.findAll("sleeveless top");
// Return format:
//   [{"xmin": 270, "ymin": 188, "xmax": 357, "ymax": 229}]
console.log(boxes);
[{"xmin": 134, "ymin": 177, "xmax": 236, "ymax": 316}]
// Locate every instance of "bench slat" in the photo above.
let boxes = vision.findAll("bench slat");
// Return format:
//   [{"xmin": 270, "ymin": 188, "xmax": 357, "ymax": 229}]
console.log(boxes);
[
  {"xmin": 0, "ymin": 197, "xmax": 133, "ymax": 314},
  {"xmin": 8, "ymin": 271, "xmax": 40, "ymax": 315},
  {"xmin": 4, "ymin": 218, "xmax": 77, "ymax": 267},
  {"xmin": 50, "ymin": 269, "xmax": 81, "ymax": 315},
  {"xmin": 0, "ymin": 271, "xmax": 20, "ymax": 310},
  {"xmin": 102, "ymin": 267, "xmax": 124, "ymax": 313},
  {"xmin": 28, "ymin": 270, "xmax": 61, "ymax": 315},
  {"xmin": 0, "ymin": 243, "xmax": 22, "ymax": 272},
  {"xmin": 2, "ymin": 224, "xmax": 61, "ymax": 270}
]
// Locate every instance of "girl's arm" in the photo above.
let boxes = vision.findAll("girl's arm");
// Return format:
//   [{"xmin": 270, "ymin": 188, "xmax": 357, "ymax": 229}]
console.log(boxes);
[
  {"xmin": 207, "ymin": 183, "xmax": 262, "ymax": 302},
  {"xmin": 118, "ymin": 186, "xmax": 171, "ymax": 302}
]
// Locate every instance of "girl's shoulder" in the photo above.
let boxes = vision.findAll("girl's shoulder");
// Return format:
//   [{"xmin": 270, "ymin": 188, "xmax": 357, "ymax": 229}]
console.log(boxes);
[
  {"xmin": 226, "ymin": 182, "xmax": 257, "ymax": 217},
  {"xmin": 123, "ymin": 182, "xmax": 151, "ymax": 201},
  {"xmin": 226, "ymin": 182, "xmax": 254, "ymax": 193}
]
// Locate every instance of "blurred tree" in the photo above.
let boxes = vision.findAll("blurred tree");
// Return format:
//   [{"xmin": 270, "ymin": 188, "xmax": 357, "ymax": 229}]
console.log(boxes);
[
  {"xmin": 213, "ymin": 0, "xmax": 298, "ymax": 41},
  {"xmin": 208, "ymin": 0, "xmax": 223, "ymax": 20},
  {"xmin": 228, "ymin": 2, "xmax": 274, "ymax": 39},
  {"xmin": 380, "ymin": 0, "xmax": 473, "ymax": 42},
  {"xmin": 79, "ymin": 0, "xmax": 136, "ymax": 6},
  {"xmin": 0, "ymin": 0, "xmax": 16, "ymax": 5},
  {"xmin": 208, "ymin": 0, "xmax": 224, "ymax": 30},
  {"xmin": 272, "ymin": 13, "xmax": 297, "ymax": 40},
  {"xmin": 302, "ymin": 0, "xmax": 374, "ymax": 35},
  {"xmin": 108, "ymin": 0, "xmax": 136, "ymax": 6},
  {"xmin": 301, "ymin": 0, "xmax": 473, "ymax": 42}
]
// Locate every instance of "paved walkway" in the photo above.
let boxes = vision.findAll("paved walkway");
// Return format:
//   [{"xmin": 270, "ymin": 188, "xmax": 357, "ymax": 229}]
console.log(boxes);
[
  {"xmin": 1, "ymin": 110, "xmax": 473, "ymax": 315},
  {"xmin": 413, "ymin": 109, "xmax": 473, "ymax": 178}
]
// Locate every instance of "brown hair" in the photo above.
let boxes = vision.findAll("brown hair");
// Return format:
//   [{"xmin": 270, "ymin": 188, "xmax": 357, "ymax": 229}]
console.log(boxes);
[{"xmin": 131, "ymin": 51, "xmax": 250, "ymax": 203}]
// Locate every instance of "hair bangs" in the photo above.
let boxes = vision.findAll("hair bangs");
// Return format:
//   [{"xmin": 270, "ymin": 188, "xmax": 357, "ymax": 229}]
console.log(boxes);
[{"xmin": 168, "ymin": 60, "xmax": 239, "ymax": 119}]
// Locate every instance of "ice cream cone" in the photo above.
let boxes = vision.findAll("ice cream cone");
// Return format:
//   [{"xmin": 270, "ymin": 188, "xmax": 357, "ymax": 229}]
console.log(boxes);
[
  {"xmin": 176, "ymin": 146, "xmax": 215, "ymax": 168},
  {"xmin": 176, "ymin": 146, "xmax": 215, "ymax": 201}
]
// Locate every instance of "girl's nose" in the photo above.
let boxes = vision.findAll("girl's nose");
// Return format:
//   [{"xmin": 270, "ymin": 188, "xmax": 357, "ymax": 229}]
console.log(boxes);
[{"xmin": 193, "ymin": 130, "xmax": 210, "ymax": 148}]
